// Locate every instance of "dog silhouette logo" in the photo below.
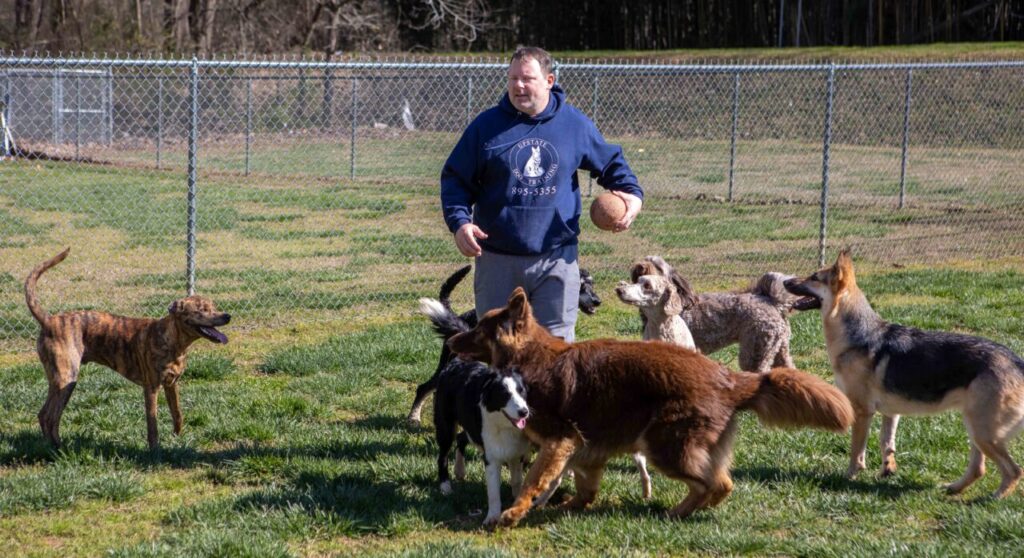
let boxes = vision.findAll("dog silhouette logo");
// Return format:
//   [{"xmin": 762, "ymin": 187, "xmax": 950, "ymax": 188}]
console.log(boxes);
[
  {"xmin": 523, "ymin": 146, "xmax": 545, "ymax": 178},
  {"xmin": 510, "ymin": 139, "xmax": 559, "ymax": 187}
]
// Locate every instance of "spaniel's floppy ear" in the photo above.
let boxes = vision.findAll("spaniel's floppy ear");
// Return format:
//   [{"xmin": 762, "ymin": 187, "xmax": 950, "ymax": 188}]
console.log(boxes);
[
  {"xmin": 629, "ymin": 261, "xmax": 647, "ymax": 283},
  {"xmin": 669, "ymin": 271, "xmax": 697, "ymax": 310},
  {"xmin": 663, "ymin": 280, "xmax": 684, "ymax": 316}
]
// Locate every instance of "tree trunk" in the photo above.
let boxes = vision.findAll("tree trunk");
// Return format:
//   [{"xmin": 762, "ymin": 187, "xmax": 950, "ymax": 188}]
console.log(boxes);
[
  {"xmin": 201, "ymin": 0, "xmax": 218, "ymax": 54},
  {"xmin": 173, "ymin": 0, "xmax": 191, "ymax": 52},
  {"xmin": 27, "ymin": 0, "xmax": 47, "ymax": 48}
]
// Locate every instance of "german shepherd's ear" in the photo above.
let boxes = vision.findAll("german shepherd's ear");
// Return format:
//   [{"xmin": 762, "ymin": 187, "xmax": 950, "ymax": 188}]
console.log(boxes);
[
  {"xmin": 829, "ymin": 249, "xmax": 855, "ymax": 318},
  {"xmin": 834, "ymin": 248, "xmax": 854, "ymax": 284}
]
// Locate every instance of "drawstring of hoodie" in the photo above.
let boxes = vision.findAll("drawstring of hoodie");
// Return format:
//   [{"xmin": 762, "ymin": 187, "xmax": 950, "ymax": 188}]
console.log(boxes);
[{"xmin": 484, "ymin": 118, "xmax": 542, "ymax": 155}]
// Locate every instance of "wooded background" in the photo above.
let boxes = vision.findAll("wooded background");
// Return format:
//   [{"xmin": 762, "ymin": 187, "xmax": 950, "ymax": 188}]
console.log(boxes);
[{"xmin": 2, "ymin": 1, "xmax": 1023, "ymax": 55}]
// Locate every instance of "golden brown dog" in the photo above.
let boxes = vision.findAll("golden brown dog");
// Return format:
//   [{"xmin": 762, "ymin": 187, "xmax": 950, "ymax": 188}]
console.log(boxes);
[
  {"xmin": 25, "ymin": 248, "xmax": 231, "ymax": 449},
  {"xmin": 785, "ymin": 250, "xmax": 1024, "ymax": 497},
  {"xmin": 447, "ymin": 287, "xmax": 852, "ymax": 527}
]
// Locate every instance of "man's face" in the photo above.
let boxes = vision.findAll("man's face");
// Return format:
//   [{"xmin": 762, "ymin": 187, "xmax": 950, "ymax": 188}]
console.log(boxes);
[{"xmin": 507, "ymin": 57, "xmax": 554, "ymax": 117}]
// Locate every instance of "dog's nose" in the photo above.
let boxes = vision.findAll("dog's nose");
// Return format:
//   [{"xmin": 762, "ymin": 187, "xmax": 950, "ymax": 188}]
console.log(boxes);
[
  {"xmin": 223, "ymin": 313, "xmax": 232, "ymax": 323},
  {"xmin": 518, "ymin": 409, "xmax": 529, "ymax": 419},
  {"xmin": 783, "ymin": 279, "xmax": 797, "ymax": 289}
]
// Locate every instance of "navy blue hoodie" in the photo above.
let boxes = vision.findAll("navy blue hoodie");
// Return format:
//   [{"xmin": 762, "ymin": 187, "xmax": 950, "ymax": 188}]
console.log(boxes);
[{"xmin": 441, "ymin": 85, "xmax": 643, "ymax": 255}]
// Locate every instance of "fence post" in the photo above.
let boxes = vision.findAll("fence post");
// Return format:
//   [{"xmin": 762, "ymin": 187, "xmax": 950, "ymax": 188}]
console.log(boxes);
[
  {"xmin": 2, "ymin": 71, "xmax": 10, "ymax": 158},
  {"xmin": 465, "ymin": 75, "xmax": 473, "ymax": 125},
  {"xmin": 297, "ymin": 66, "xmax": 306, "ymax": 126},
  {"xmin": 588, "ymin": 74, "xmax": 599, "ymax": 197},
  {"xmin": 350, "ymin": 77, "xmax": 358, "ymax": 180},
  {"xmin": 186, "ymin": 57, "xmax": 199, "ymax": 296},
  {"xmin": 156, "ymin": 76, "xmax": 163, "ymax": 169},
  {"xmin": 52, "ymin": 70, "xmax": 62, "ymax": 144},
  {"xmin": 106, "ymin": 64, "xmax": 113, "ymax": 145},
  {"xmin": 322, "ymin": 67, "xmax": 333, "ymax": 131},
  {"xmin": 727, "ymin": 72, "xmax": 741, "ymax": 202},
  {"xmin": 898, "ymin": 68, "xmax": 913, "ymax": 210},
  {"xmin": 75, "ymin": 71, "xmax": 81, "ymax": 160},
  {"xmin": 818, "ymin": 63, "xmax": 836, "ymax": 268},
  {"xmin": 245, "ymin": 77, "xmax": 252, "ymax": 176}
]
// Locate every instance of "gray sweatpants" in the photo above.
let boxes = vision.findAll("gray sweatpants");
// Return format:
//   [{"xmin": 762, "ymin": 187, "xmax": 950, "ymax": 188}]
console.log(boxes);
[{"xmin": 474, "ymin": 244, "xmax": 580, "ymax": 342}]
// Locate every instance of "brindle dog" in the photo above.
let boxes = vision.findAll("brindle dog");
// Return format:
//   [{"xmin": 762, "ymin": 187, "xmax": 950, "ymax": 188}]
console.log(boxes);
[{"xmin": 25, "ymin": 248, "xmax": 231, "ymax": 449}]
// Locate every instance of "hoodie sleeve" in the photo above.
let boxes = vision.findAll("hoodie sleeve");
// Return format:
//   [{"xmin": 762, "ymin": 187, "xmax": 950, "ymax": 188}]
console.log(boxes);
[
  {"xmin": 578, "ymin": 118, "xmax": 644, "ymax": 201},
  {"xmin": 440, "ymin": 124, "xmax": 480, "ymax": 233}
]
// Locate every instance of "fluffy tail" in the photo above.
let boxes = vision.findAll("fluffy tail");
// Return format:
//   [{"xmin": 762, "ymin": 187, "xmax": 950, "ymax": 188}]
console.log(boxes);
[
  {"xmin": 750, "ymin": 272, "xmax": 802, "ymax": 312},
  {"xmin": 438, "ymin": 265, "xmax": 472, "ymax": 314},
  {"xmin": 733, "ymin": 368, "xmax": 852, "ymax": 432},
  {"xmin": 24, "ymin": 248, "xmax": 70, "ymax": 324},
  {"xmin": 419, "ymin": 297, "xmax": 471, "ymax": 340}
]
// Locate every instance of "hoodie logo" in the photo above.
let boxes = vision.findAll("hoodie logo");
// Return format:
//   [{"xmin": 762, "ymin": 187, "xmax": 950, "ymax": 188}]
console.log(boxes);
[{"xmin": 511, "ymin": 139, "xmax": 559, "ymax": 188}]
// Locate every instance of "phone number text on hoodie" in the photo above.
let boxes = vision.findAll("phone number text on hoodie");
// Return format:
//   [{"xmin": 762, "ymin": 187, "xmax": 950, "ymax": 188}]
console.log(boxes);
[{"xmin": 510, "ymin": 186, "xmax": 557, "ymax": 196}]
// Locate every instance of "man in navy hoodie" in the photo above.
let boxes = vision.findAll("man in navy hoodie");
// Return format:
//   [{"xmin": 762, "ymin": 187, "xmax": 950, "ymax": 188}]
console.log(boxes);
[{"xmin": 441, "ymin": 46, "xmax": 643, "ymax": 341}]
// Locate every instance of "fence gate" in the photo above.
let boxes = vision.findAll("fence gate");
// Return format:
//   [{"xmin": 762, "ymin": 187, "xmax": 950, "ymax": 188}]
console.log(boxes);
[{"xmin": 4, "ymin": 67, "xmax": 112, "ymax": 148}]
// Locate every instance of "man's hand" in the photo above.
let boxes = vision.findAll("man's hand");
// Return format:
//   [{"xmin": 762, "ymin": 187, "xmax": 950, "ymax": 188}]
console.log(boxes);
[
  {"xmin": 454, "ymin": 223, "xmax": 488, "ymax": 257},
  {"xmin": 609, "ymin": 191, "xmax": 643, "ymax": 232}
]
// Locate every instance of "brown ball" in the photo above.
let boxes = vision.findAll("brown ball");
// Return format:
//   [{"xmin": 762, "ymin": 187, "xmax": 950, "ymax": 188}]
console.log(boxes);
[{"xmin": 589, "ymin": 192, "xmax": 627, "ymax": 231}]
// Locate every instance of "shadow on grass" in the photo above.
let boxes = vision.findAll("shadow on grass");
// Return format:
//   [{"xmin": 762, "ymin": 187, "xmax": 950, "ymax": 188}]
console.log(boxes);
[
  {"xmin": 0, "ymin": 418, "xmax": 417, "ymax": 470},
  {"xmin": 732, "ymin": 465, "xmax": 932, "ymax": 499}
]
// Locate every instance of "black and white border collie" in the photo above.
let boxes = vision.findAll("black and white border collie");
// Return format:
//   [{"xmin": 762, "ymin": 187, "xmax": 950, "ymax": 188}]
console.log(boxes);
[
  {"xmin": 421, "ymin": 297, "xmax": 546, "ymax": 526},
  {"xmin": 408, "ymin": 265, "xmax": 601, "ymax": 424}
]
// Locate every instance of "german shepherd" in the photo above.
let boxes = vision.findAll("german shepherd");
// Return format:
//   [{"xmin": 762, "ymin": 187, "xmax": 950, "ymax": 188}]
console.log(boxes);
[
  {"xmin": 447, "ymin": 287, "xmax": 852, "ymax": 527},
  {"xmin": 784, "ymin": 250, "xmax": 1024, "ymax": 498}
]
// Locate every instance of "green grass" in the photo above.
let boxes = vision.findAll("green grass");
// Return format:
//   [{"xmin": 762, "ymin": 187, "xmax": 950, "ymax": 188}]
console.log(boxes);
[{"xmin": 2, "ymin": 267, "xmax": 1024, "ymax": 555}]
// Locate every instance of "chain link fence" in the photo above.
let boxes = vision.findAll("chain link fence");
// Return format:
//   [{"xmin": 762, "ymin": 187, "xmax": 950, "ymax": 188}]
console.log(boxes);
[{"xmin": 1, "ymin": 55, "xmax": 1023, "ymax": 350}]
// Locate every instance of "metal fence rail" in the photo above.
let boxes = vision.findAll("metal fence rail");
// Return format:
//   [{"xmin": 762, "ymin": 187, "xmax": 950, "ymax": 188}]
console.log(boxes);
[{"xmin": 1, "ymin": 55, "xmax": 1022, "ymax": 346}]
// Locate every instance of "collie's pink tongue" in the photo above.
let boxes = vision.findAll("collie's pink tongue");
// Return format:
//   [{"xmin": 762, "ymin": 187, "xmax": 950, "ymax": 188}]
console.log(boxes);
[{"xmin": 515, "ymin": 417, "xmax": 527, "ymax": 430}]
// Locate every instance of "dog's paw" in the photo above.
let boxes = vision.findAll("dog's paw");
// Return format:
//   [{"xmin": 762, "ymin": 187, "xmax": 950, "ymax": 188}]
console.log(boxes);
[
  {"xmin": 482, "ymin": 514, "xmax": 501, "ymax": 528},
  {"xmin": 879, "ymin": 453, "xmax": 897, "ymax": 477},
  {"xmin": 845, "ymin": 463, "xmax": 865, "ymax": 479},
  {"xmin": 497, "ymin": 509, "xmax": 523, "ymax": 528},
  {"xmin": 440, "ymin": 481, "xmax": 453, "ymax": 496},
  {"xmin": 943, "ymin": 482, "xmax": 966, "ymax": 496}
]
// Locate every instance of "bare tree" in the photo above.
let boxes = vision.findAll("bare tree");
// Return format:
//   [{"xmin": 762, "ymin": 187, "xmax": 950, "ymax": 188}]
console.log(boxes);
[
  {"xmin": 173, "ymin": 0, "xmax": 191, "ymax": 52},
  {"xmin": 201, "ymin": 0, "xmax": 219, "ymax": 54},
  {"xmin": 304, "ymin": 0, "xmax": 383, "ymax": 55},
  {"xmin": 411, "ymin": 0, "xmax": 490, "ymax": 46}
]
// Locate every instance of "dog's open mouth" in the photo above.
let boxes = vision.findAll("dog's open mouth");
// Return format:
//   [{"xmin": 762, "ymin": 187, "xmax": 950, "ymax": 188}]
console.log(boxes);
[
  {"xmin": 784, "ymin": 280, "xmax": 822, "ymax": 311},
  {"xmin": 791, "ymin": 296, "xmax": 821, "ymax": 311},
  {"xmin": 503, "ymin": 410, "xmax": 528, "ymax": 430},
  {"xmin": 197, "ymin": 326, "xmax": 229, "ymax": 344}
]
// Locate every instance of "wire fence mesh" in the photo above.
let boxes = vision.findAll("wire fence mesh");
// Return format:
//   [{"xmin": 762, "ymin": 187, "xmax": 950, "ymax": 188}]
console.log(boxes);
[{"xmin": 1, "ymin": 55, "xmax": 1022, "ymax": 350}]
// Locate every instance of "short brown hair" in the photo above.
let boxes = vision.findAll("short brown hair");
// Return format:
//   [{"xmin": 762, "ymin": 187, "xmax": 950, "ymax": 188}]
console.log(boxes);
[{"xmin": 511, "ymin": 46, "xmax": 553, "ymax": 76}]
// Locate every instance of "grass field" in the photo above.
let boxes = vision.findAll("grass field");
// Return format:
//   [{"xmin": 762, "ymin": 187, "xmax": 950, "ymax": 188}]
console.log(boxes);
[
  {"xmin": 1, "ymin": 132, "xmax": 1021, "ymax": 347},
  {"xmin": 1, "ymin": 265, "xmax": 1024, "ymax": 556},
  {"xmin": 1, "ymin": 148, "xmax": 1024, "ymax": 555}
]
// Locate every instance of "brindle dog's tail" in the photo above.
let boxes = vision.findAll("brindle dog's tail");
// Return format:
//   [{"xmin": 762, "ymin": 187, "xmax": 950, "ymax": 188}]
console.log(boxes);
[
  {"xmin": 25, "ymin": 248, "xmax": 70, "ymax": 324},
  {"xmin": 733, "ymin": 367, "xmax": 853, "ymax": 432}
]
